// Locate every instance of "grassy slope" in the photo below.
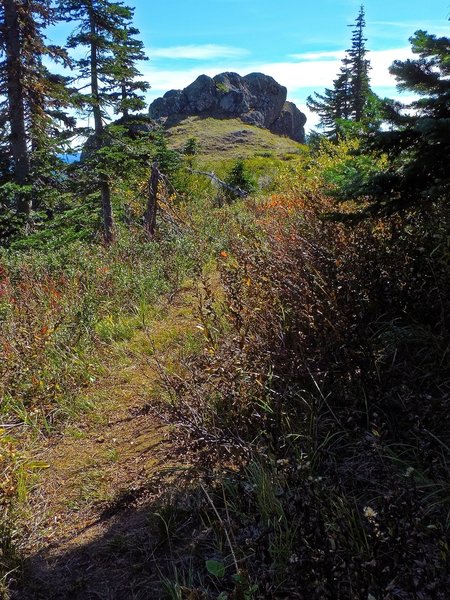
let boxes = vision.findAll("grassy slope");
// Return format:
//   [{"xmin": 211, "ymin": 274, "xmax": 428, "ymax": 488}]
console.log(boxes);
[
  {"xmin": 166, "ymin": 116, "xmax": 303, "ymax": 161},
  {"xmin": 13, "ymin": 288, "xmax": 201, "ymax": 599},
  {"xmin": 1, "ymin": 127, "xmax": 281, "ymax": 596}
]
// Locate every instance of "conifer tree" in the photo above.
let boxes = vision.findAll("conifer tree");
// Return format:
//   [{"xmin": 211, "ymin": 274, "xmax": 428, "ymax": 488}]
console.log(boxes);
[
  {"xmin": 104, "ymin": 24, "xmax": 150, "ymax": 118},
  {"xmin": 0, "ymin": 0, "xmax": 73, "ymax": 216},
  {"xmin": 62, "ymin": 0, "xmax": 149, "ymax": 242},
  {"xmin": 307, "ymin": 57, "xmax": 352, "ymax": 134},
  {"xmin": 1, "ymin": 0, "xmax": 31, "ymax": 215},
  {"xmin": 307, "ymin": 5, "xmax": 373, "ymax": 136},
  {"xmin": 333, "ymin": 57, "xmax": 353, "ymax": 120},
  {"xmin": 362, "ymin": 29, "xmax": 450, "ymax": 210},
  {"xmin": 347, "ymin": 5, "xmax": 370, "ymax": 121}
]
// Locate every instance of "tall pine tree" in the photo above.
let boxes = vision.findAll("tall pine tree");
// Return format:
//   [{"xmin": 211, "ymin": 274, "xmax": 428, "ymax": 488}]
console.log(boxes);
[
  {"xmin": 62, "ymin": 0, "xmax": 149, "ymax": 242},
  {"xmin": 0, "ymin": 0, "xmax": 73, "ymax": 216},
  {"xmin": 307, "ymin": 57, "xmax": 352, "ymax": 133},
  {"xmin": 307, "ymin": 5, "xmax": 373, "ymax": 137},
  {"xmin": 347, "ymin": 5, "xmax": 371, "ymax": 121},
  {"xmin": 362, "ymin": 29, "xmax": 450, "ymax": 210},
  {"xmin": 103, "ymin": 23, "xmax": 150, "ymax": 118},
  {"xmin": 1, "ymin": 0, "xmax": 31, "ymax": 215}
]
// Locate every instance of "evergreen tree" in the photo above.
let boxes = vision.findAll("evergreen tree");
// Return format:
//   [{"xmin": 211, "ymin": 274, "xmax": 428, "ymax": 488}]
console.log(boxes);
[
  {"xmin": 0, "ymin": 0, "xmax": 73, "ymax": 216},
  {"xmin": 1, "ymin": 0, "xmax": 31, "ymax": 215},
  {"xmin": 306, "ymin": 86, "xmax": 338, "ymax": 133},
  {"xmin": 307, "ymin": 5, "xmax": 373, "ymax": 137},
  {"xmin": 347, "ymin": 5, "xmax": 370, "ymax": 121},
  {"xmin": 333, "ymin": 56, "xmax": 353, "ymax": 120},
  {"xmin": 103, "ymin": 23, "xmax": 150, "ymax": 118},
  {"xmin": 362, "ymin": 29, "xmax": 450, "ymax": 210},
  {"xmin": 307, "ymin": 57, "xmax": 352, "ymax": 135},
  {"xmin": 62, "ymin": 0, "xmax": 149, "ymax": 243}
]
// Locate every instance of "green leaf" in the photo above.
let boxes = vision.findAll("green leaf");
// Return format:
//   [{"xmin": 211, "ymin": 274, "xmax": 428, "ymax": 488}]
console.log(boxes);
[{"xmin": 206, "ymin": 559, "xmax": 226, "ymax": 578}]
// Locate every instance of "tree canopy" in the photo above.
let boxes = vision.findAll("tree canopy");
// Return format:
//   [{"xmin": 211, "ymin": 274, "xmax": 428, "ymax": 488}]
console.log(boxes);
[
  {"xmin": 307, "ymin": 5, "xmax": 376, "ymax": 137},
  {"xmin": 362, "ymin": 29, "xmax": 450, "ymax": 210}
]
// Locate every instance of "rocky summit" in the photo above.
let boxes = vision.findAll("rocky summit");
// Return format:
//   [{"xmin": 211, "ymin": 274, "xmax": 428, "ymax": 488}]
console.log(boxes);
[{"xmin": 149, "ymin": 72, "xmax": 307, "ymax": 143}]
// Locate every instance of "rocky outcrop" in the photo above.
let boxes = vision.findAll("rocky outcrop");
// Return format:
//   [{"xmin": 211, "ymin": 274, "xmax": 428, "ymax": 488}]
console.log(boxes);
[
  {"xmin": 270, "ymin": 101, "xmax": 307, "ymax": 142},
  {"xmin": 149, "ymin": 72, "xmax": 306, "ymax": 143}
]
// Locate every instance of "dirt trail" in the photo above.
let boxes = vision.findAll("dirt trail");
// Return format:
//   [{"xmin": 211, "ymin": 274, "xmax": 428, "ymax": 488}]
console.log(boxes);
[{"xmin": 14, "ymin": 291, "xmax": 198, "ymax": 599}]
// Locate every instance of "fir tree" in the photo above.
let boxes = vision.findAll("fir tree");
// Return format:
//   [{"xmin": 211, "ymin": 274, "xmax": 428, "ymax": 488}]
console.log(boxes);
[
  {"xmin": 333, "ymin": 56, "xmax": 353, "ymax": 120},
  {"xmin": 103, "ymin": 23, "xmax": 150, "ymax": 118},
  {"xmin": 1, "ymin": 0, "xmax": 31, "ymax": 215},
  {"xmin": 347, "ymin": 5, "xmax": 370, "ymax": 121},
  {"xmin": 0, "ymin": 0, "xmax": 73, "ymax": 216},
  {"xmin": 362, "ymin": 29, "xmax": 450, "ymax": 210},
  {"xmin": 307, "ymin": 5, "xmax": 373, "ymax": 137},
  {"xmin": 62, "ymin": 0, "xmax": 149, "ymax": 243},
  {"xmin": 307, "ymin": 57, "xmax": 352, "ymax": 135}
]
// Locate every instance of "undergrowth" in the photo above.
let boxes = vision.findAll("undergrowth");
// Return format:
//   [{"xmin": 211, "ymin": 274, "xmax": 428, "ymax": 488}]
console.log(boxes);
[
  {"xmin": 154, "ymin": 149, "xmax": 450, "ymax": 598},
  {"xmin": 0, "ymin": 167, "xmax": 261, "ymax": 592},
  {"xmin": 2, "ymin": 139, "xmax": 449, "ymax": 598}
]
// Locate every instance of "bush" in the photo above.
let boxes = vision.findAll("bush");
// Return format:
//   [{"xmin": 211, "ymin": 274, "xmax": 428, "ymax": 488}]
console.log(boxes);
[
  {"xmin": 158, "ymin": 169, "xmax": 450, "ymax": 597},
  {"xmin": 223, "ymin": 159, "xmax": 257, "ymax": 202}
]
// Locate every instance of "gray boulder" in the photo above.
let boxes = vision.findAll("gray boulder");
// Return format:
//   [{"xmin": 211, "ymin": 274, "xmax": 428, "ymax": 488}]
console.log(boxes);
[
  {"xmin": 150, "ymin": 89, "xmax": 186, "ymax": 119},
  {"xmin": 184, "ymin": 74, "xmax": 216, "ymax": 113},
  {"xmin": 149, "ymin": 72, "xmax": 306, "ymax": 143},
  {"xmin": 270, "ymin": 101, "xmax": 307, "ymax": 143},
  {"xmin": 214, "ymin": 72, "xmax": 251, "ymax": 117},
  {"xmin": 242, "ymin": 73, "xmax": 287, "ymax": 128}
]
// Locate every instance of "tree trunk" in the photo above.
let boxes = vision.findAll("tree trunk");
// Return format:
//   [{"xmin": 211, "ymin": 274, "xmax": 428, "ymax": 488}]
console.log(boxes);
[
  {"xmin": 4, "ymin": 0, "xmax": 31, "ymax": 215},
  {"xmin": 100, "ymin": 177, "xmax": 114, "ymax": 244},
  {"xmin": 89, "ymin": 8, "xmax": 103, "ymax": 136},
  {"xmin": 121, "ymin": 83, "xmax": 129, "ymax": 119},
  {"xmin": 89, "ymin": 6, "xmax": 114, "ymax": 243},
  {"xmin": 144, "ymin": 161, "xmax": 159, "ymax": 239}
]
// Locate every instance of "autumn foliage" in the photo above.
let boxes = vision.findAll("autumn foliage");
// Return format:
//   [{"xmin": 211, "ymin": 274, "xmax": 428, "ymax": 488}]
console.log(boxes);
[{"xmin": 160, "ymin": 181, "xmax": 450, "ymax": 597}]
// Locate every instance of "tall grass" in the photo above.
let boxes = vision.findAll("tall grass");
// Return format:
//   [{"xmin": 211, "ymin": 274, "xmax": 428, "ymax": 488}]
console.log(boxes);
[
  {"xmin": 0, "ymin": 156, "xmax": 266, "ymax": 592},
  {"xmin": 156, "ymin": 145, "xmax": 450, "ymax": 597}
]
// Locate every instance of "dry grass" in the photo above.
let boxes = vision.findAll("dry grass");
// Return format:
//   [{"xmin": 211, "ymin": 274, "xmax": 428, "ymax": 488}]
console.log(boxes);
[
  {"xmin": 10, "ymin": 286, "xmax": 202, "ymax": 599},
  {"xmin": 3, "ymin": 136, "xmax": 449, "ymax": 599},
  {"xmin": 154, "ymin": 185, "xmax": 450, "ymax": 597}
]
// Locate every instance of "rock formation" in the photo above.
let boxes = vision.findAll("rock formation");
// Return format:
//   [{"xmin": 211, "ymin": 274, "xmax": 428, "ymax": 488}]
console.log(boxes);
[{"xmin": 149, "ymin": 72, "xmax": 306, "ymax": 143}]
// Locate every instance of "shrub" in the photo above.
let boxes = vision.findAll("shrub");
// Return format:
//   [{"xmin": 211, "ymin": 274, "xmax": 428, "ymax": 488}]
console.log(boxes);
[
  {"xmin": 158, "ymin": 172, "xmax": 450, "ymax": 597},
  {"xmin": 223, "ymin": 159, "xmax": 257, "ymax": 202}
]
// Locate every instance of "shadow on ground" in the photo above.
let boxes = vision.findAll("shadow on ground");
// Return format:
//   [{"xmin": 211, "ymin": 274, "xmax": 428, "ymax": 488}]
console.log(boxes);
[{"xmin": 13, "ymin": 468, "xmax": 203, "ymax": 600}]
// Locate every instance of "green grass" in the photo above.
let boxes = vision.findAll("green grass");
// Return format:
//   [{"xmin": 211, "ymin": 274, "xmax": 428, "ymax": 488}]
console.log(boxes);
[{"xmin": 166, "ymin": 116, "xmax": 305, "ymax": 162}]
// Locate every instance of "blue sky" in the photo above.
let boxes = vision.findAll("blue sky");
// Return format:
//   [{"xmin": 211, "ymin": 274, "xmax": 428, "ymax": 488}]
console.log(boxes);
[{"xmin": 49, "ymin": 0, "xmax": 450, "ymax": 130}]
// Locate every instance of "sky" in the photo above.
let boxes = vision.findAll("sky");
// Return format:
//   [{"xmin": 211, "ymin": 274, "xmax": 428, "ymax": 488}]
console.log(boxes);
[{"xmin": 49, "ymin": 0, "xmax": 450, "ymax": 131}]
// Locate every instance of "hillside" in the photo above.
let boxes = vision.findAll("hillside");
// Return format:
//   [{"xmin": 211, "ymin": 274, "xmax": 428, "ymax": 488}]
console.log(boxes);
[
  {"xmin": 149, "ymin": 72, "xmax": 307, "ymax": 143},
  {"xmin": 165, "ymin": 116, "xmax": 304, "ymax": 161},
  {"xmin": 3, "ymin": 136, "xmax": 449, "ymax": 599}
]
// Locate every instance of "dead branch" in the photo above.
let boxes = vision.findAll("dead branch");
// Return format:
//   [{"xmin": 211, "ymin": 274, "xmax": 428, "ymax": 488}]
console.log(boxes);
[{"xmin": 187, "ymin": 167, "xmax": 249, "ymax": 198}]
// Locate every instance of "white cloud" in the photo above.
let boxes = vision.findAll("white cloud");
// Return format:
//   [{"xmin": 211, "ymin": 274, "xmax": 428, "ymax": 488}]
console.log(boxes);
[
  {"xmin": 368, "ymin": 48, "xmax": 412, "ymax": 87},
  {"xmin": 149, "ymin": 44, "xmax": 249, "ymax": 60},
  {"xmin": 142, "ymin": 47, "xmax": 413, "ymax": 97},
  {"xmin": 289, "ymin": 50, "xmax": 346, "ymax": 61},
  {"xmin": 138, "ymin": 46, "xmax": 416, "ymax": 132},
  {"xmin": 256, "ymin": 47, "xmax": 413, "ymax": 91}
]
